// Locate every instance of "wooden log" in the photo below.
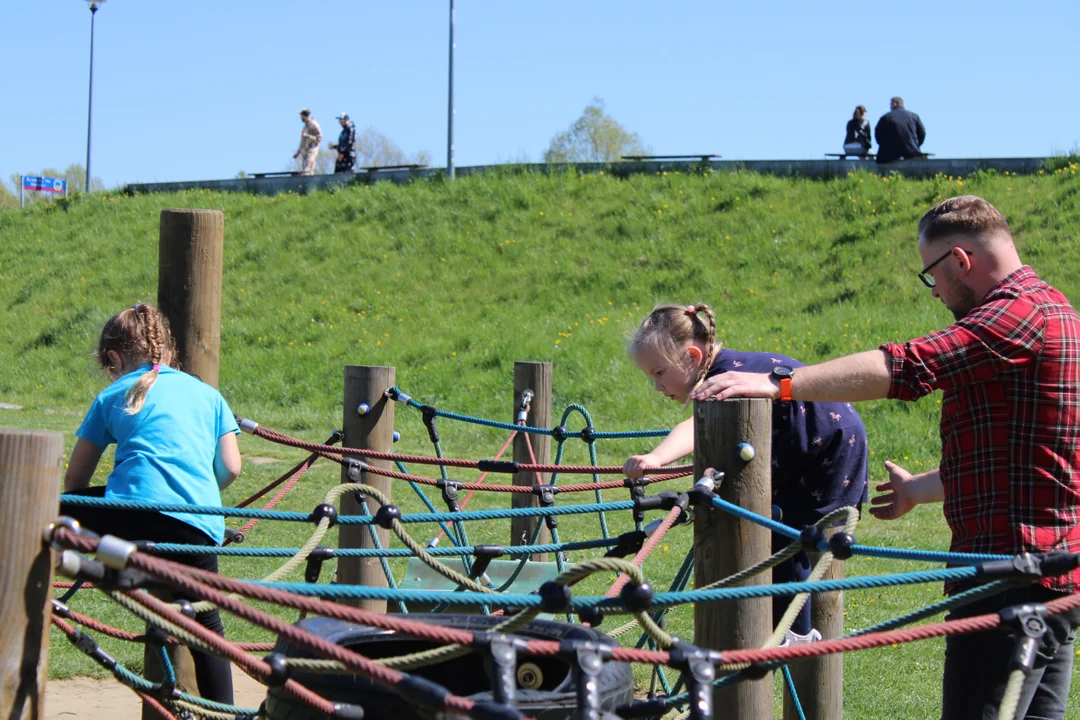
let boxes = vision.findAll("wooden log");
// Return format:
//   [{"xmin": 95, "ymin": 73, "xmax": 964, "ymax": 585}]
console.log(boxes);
[
  {"xmin": 692, "ymin": 399, "xmax": 773, "ymax": 718},
  {"xmin": 339, "ymin": 366, "xmax": 396, "ymax": 612},
  {"xmin": 0, "ymin": 429, "xmax": 63, "ymax": 720}
]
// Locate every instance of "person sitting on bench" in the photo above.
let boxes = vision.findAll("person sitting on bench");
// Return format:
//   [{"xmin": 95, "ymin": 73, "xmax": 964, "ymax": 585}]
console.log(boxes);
[
  {"xmin": 843, "ymin": 105, "xmax": 872, "ymax": 157},
  {"xmin": 875, "ymin": 96, "xmax": 927, "ymax": 163}
]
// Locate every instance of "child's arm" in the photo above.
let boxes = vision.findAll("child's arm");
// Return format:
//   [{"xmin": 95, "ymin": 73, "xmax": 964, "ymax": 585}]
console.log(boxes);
[
  {"xmin": 623, "ymin": 417, "xmax": 695, "ymax": 478},
  {"xmin": 868, "ymin": 461, "xmax": 944, "ymax": 520},
  {"xmin": 214, "ymin": 432, "xmax": 242, "ymax": 490},
  {"xmin": 65, "ymin": 438, "xmax": 104, "ymax": 492}
]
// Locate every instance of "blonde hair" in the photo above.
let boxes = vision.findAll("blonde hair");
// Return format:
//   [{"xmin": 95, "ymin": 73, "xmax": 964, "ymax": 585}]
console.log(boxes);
[
  {"xmin": 630, "ymin": 303, "xmax": 720, "ymax": 387},
  {"xmin": 96, "ymin": 303, "xmax": 177, "ymax": 415}
]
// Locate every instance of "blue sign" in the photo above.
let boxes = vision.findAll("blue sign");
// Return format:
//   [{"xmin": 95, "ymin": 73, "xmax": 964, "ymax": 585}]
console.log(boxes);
[{"xmin": 22, "ymin": 176, "xmax": 67, "ymax": 193}]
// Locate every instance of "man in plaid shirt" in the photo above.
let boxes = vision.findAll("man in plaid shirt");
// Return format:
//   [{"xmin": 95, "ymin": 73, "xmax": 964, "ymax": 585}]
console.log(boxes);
[{"xmin": 693, "ymin": 195, "xmax": 1080, "ymax": 720}]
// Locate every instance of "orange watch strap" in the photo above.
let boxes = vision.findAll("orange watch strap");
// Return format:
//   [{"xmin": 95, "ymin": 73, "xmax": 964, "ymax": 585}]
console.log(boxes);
[{"xmin": 779, "ymin": 377, "xmax": 793, "ymax": 402}]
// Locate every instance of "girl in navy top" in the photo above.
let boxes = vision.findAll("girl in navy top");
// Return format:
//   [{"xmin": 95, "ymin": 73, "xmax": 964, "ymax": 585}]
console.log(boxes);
[
  {"xmin": 624, "ymin": 303, "xmax": 869, "ymax": 643},
  {"xmin": 62, "ymin": 303, "xmax": 241, "ymax": 704}
]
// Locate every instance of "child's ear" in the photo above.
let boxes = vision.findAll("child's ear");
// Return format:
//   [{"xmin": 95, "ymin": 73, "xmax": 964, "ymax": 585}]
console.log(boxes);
[
  {"xmin": 686, "ymin": 345, "xmax": 704, "ymax": 367},
  {"xmin": 106, "ymin": 350, "xmax": 123, "ymax": 374}
]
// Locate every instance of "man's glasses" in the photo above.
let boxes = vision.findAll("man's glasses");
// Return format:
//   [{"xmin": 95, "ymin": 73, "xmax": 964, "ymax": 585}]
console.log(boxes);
[{"xmin": 918, "ymin": 247, "xmax": 968, "ymax": 288}]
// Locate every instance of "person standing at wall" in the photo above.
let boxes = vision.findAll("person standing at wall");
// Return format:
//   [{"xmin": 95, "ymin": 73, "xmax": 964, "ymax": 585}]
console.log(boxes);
[
  {"xmin": 293, "ymin": 108, "xmax": 323, "ymax": 176},
  {"xmin": 329, "ymin": 112, "xmax": 357, "ymax": 174}
]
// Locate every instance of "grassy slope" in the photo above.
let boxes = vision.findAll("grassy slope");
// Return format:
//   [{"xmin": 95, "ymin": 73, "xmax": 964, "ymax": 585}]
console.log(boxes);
[{"xmin": 2, "ymin": 162, "xmax": 1079, "ymax": 718}]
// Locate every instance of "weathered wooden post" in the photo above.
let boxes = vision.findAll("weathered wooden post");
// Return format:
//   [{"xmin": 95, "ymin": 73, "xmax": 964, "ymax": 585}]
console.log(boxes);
[
  {"xmin": 510, "ymin": 361, "xmax": 552, "ymax": 561},
  {"xmin": 692, "ymin": 399, "xmax": 773, "ymax": 718},
  {"xmin": 0, "ymin": 429, "xmax": 63, "ymax": 720},
  {"xmin": 340, "ymin": 366, "xmax": 396, "ymax": 612},
  {"xmin": 783, "ymin": 530, "xmax": 845, "ymax": 719},
  {"xmin": 148, "ymin": 208, "xmax": 226, "ymax": 714},
  {"xmin": 157, "ymin": 208, "xmax": 225, "ymax": 386}
]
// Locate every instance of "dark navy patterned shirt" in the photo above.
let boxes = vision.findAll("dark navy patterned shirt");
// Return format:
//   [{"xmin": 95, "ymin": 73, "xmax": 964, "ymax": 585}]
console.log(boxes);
[{"xmin": 706, "ymin": 349, "xmax": 869, "ymax": 528}]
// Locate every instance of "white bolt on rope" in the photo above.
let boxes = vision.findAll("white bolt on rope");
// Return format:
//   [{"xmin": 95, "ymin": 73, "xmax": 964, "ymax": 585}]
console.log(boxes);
[{"xmin": 97, "ymin": 534, "xmax": 137, "ymax": 570}]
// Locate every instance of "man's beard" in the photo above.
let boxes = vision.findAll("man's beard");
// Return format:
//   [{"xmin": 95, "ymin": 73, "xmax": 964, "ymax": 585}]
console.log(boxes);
[{"xmin": 951, "ymin": 285, "xmax": 980, "ymax": 321}]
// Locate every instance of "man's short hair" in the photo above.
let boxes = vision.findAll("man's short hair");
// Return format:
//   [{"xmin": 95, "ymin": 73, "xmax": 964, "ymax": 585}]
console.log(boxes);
[
  {"xmin": 918, "ymin": 195, "xmax": 1012, "ymax": 243},
  {"xmin": 891, "ymin": 96, "xmax": 904, "ymax": 107}
]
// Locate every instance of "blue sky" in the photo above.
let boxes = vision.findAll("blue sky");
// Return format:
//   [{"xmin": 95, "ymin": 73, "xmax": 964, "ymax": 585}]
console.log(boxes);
[{"xmin": 3, "ymin": 0, "xmax": 1078, "ymax": 188}]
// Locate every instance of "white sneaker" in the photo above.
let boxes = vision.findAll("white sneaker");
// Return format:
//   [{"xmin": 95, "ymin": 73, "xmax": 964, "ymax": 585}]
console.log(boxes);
[{"xmin": 780, "ymin": 628, "xmax": 822, "ymax": 647}]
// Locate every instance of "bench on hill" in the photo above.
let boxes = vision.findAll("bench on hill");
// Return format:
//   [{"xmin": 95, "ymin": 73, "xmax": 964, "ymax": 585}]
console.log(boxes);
[
  {"xmin": 621, "ymin": 154, "xmax": 721, "ymax": 163},
  {"xmin": 250, "ymin": 171, "xmax": 302, "ymax": 179},
  {"xmin": 360, "ymin": 163, "xmax": 429, "ymax": 172}
]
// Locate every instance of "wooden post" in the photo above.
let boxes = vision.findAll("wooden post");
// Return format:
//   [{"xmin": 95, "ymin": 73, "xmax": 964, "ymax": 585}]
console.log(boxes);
[
  {"xmin": 0, "ymin": 429, "xmax": 63, "ymax": 720},
  {"xmin": 692, "ymin": 399, "xmax": 773, "ymax": 718},
  {"xmin": 340, "ymin": 366, "xmax": 396, "ymax": 612},
  {"xmin": 783, "ymin": 529, "xmax": 845, "ymax": 720},
  {"xmin": 157, "ymin": 208, "xmax": 225, "ymax": 387},
  {"xmin": 510, "ymin": 361, "xmax": 552, "ymax": 561},
  {"xmin": 148, "ymin": 208, "xmax": 224, "ymax": 715}
]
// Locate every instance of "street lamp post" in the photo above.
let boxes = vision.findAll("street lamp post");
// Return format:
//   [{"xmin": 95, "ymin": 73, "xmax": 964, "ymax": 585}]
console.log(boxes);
[
  {"xmin": 84, "ymin": 0, "xmax": 105, "ymax": 193},
  {"xmin": 447, "ymin": 0, "xmax": 455, "ymax": 180}
]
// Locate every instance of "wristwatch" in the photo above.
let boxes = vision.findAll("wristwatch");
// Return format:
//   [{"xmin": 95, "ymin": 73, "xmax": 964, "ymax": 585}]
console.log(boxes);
[{"xmin": 772, "ymin": 365, "xmax": 794, "ymax": 402}]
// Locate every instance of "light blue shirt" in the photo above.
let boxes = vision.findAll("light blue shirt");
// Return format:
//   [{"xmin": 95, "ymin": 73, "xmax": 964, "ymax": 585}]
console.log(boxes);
[{"xmin": 76, "ymin": 364, "xmax": 239, "ymax": 543}]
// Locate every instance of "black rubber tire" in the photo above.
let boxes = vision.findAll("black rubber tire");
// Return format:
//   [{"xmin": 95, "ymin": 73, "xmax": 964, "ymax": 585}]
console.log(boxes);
[{"xmin": 262, "ymin": 614, "xmax": 635, "ymax": 720}]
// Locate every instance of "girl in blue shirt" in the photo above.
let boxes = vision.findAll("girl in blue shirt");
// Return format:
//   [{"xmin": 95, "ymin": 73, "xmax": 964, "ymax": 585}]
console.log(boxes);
[
  {"xmin": 63, "ymin": 303, "xmax": 241, "ymax": 703},
  {"xmin": 623, "ymin": 303, "xmax": 868, "ymax": 645}
]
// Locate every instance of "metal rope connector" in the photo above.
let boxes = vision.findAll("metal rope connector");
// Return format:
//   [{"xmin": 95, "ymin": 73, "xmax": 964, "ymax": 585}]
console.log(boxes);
[
  {"xmin": 1000, "ymin": 603, "xmax": 1048, "ymax": 676},
  {"xmin": 96, "ymin": 534, "xmax": 138, "ymax": 570},
  {"xmin": 517, "ymin": 389, "xmax": 534, "ymax": 424},
  {"xmin": 237, "ymin": 417, "xmax": 260, "ymax": 434},
  {"xmin": 43, "ymin": 516, "xmax": 86, "ymax": 547}
]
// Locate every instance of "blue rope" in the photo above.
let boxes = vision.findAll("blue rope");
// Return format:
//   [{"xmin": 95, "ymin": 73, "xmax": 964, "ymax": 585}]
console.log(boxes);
[
  {"xmin": 391, "ymin": 386, "xmax": 669, "ymax": 438},
  {"xmin": 848, "ymin": 544, "xmax": 1010, "ymax": 564},
  {"xmin": 152, "ymin": 536, "xmax": 620, "ymax": 557},
  {"xmin": 355, "ymin": 494, "xmax": 408, "ymax": 613},
  {"xmin": 783, "ymin": 665, "xmax": 807, "ymax": 720},
  {"xmin": 261, "ymin": 566, "xmax": 978, "ymax": 607},
  {"xmin": 710, "ymin": 496, "xmax": 802, "ymax": 539},
  {"xmin": 155, "ymin": 644, "xmax": 176, "ymax": 687}
]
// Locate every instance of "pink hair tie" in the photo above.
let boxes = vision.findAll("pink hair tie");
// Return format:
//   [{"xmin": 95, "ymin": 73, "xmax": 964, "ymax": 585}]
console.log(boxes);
[
  {"xmin": 685, "ymin": 305, "xmax": 697, "ymax": 315},
  {"xmin": 152, "ymin": 364, "xmax": 161, "ymax": 372}
]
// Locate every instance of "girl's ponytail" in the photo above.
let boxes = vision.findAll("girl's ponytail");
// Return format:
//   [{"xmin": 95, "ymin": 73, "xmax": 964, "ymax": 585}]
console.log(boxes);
[{"xmin": 97, "ymin": 303, "xmax": 177, "ymax": 415}]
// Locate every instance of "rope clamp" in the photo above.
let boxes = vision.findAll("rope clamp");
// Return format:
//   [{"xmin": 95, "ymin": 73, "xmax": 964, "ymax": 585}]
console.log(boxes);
[
  {"xmin": 55, "ymin": 549, "xmax": 106, "ymax": 583},
  {"xmin": 667, "ymin": 642, "xmax": 720, "ymax": 720},
  {"xmin": 97, "ymin": 534, "xmax": 138, "ymax": 570},
  {"xmin": 532, "ymin": 485, "xmax": 558, "ymax": 531},
  {"xmin": 43, "ymin": 516, "xmax": 88, "ymax": 548},
  {"xmin": 51, "ymin": 599, "xmax": 72, "ymax": 619},
  {"xmin": 237, "ymin": 417, "xmax": 260, "ymax": 434},
  {"xmin": 605, "ymin": 530, "xmax": 646, "ymax": 559},
  {"xmin": 472, "ymin": 632, "xmax": 528, "ymax": 706},
  {"xmin": 437, "ymin": 479, "xmax": 463, "ymax": 512},
  {"xmin": 1000, "ymin": 603, "xmax": 1048, "ymax": 675},
  {"xmin": 624, "ymin": 478, "xmax": 648, "ymax": 523},
  {"xmin": 343, "ymin": 457, "xmax": 368, "ymax": 482},
  {"xmin": 420, "ymin": 404, "xmax": 441, "ymax": 444},
  {"xmin": 975, "ymin": 552, "xmax": 1043, "ymax": 581},
  {"xmin": 305, "ymin": 546, "xmax": 335, "ymax": 583},
  {"xmin": 69, "ymin": 628, "xmax": 118, "ymax": 671}
]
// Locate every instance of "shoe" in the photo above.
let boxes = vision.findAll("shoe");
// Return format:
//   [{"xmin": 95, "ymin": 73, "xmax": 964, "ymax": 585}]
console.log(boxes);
[{"xmin": 779, "ymin": 628, "xmax": 822, "ymax": 647}]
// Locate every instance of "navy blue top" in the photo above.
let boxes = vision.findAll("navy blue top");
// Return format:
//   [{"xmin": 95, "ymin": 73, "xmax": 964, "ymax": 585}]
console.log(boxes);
[{"xmin": 706, "ymin": 349, "xmax": 869, "ymax": 528}]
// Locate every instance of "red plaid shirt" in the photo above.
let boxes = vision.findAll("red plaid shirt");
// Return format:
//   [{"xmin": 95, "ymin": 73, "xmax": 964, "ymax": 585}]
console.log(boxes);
[{"xmin": 881, "ymin": 266, "xmax": 1080, "ymax": 593}]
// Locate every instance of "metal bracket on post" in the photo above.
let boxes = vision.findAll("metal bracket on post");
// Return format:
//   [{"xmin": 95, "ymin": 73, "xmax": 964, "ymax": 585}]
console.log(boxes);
[
  {"xmin": 560, "ymin": 640, "xmax": 612, "ymax": 720},
  {"xmin": 517, "ymin": 390, "xmax": 534, "ymax": 424},
  {"xmin": 438, "ymin": 479, "xmax": 463, "ymax": 513},
  {"xmin": 532, "ymin": 484, "xmax": 558, "ymax": 531},
  {"xmin": 1000, "ymin": 603, "xmax": 1049, "ymax": 676},
  {"xmin": 668, "ymin": 643, "xmax": 721, "ymax": 720},
  {"xmin": 474, "ymin": 632, "xmax": 528, "ymax": 707}
]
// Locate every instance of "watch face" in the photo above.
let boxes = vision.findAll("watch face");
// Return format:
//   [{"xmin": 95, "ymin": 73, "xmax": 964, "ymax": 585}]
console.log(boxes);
[{"xmin": 772, "ymin": 365, "xmax": 794, "ymax": 378}]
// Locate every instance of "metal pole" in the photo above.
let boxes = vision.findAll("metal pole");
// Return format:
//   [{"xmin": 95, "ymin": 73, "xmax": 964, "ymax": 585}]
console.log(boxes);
[
  {"xmin": 447, "ymin": 0, "xmax": 455, "ymax": 180},
  {"xmin": 85, "ymin": 4, "xmax": 98, "ymax": 193}
]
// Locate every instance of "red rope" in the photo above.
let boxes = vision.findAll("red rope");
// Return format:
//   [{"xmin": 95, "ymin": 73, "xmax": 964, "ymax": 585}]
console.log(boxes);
[
  {"xmin": 229, "ymin": 454, "xmax": 317, "ymax": 543},
  {"xmin": 606, "ymin": 506, "xmax": 684, "ymax": 599},
  {"xmin": 433, "ymin": 430, "xmax": 518, "ymax": 543},
  {"xmin": 254, "ymin": 424, "xmax": 691, "ymax": 476}
]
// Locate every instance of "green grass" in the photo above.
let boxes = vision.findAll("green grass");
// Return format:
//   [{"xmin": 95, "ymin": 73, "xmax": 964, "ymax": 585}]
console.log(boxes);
[{"xmin": 2, "ymin": 161, "xmax": 1079, "ymax": 718}]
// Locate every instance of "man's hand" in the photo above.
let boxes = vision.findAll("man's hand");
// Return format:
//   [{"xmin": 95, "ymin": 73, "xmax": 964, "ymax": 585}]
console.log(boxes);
[
  {"xmin": 329, "ymin": 143, "xmax": 337, "ymax": 150},
  {"xmin": 690, "ymin": 371, "xmax": 778, "ymax": 402},
  {"xmin": 868, "ymin": 461, "xmax": 919, "ymax": 521},
  {"xmin": 624, "ymin": 453, "xmax": 661, "ymax": 479}
]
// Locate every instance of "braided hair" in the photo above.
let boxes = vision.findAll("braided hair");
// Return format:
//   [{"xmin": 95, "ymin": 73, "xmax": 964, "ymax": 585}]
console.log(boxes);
[
  {"xmin": 96, "ymin": 303, "xmax": 178, "ymax": 415},
  {"xmin": 629, "ymin": 303, "xmax": 720, "ymax": 390}
]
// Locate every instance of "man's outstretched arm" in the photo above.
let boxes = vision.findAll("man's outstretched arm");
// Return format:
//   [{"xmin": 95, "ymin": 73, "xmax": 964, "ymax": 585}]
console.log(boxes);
[{"xmin": 690, "ymin": 349, "xmax": 893, "ymax": 403}]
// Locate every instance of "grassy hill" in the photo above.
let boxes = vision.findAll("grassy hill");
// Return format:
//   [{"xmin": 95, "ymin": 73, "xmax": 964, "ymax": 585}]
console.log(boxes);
[{"xmin": 2, "ymin": 161, "xmax": 1079, "ymax": 718}]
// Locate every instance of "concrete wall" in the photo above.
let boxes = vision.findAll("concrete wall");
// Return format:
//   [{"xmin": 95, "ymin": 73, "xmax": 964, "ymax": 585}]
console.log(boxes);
[{"xmin": 125, "ymin": 157, "xmax": 1049, "ymax": 196}]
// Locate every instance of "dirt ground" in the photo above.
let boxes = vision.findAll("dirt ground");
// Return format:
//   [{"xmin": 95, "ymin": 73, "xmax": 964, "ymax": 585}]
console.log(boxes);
[{"xmin": 45, "ymin": 669, "xmax": 268, "ymax": 719}]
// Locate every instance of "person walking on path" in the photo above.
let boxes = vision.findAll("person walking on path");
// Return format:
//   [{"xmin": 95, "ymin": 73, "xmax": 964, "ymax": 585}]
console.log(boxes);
[
  {"xmin": 329, "ymin": 112, "xmax": 357, "ymax": 173},
  {"xmin": 293, "ymin": 108, "xmax": 323, "ymax": 175},
  {"xmin": 692, "ymin": 195, "xmax": 1080, "ymax": 720},
  {"xmin": 874, "ymin": 96, "xmax": 926, "ymax": 163}
]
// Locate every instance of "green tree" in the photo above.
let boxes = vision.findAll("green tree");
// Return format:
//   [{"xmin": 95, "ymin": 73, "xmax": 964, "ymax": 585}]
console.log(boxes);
[
  {"xmin": 543, "ymin": 97, "xmax": 647, "ymax": 163},
  {"xmin": 354, "ymin": 128, "xmax": 430, "ymax": 168}
]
